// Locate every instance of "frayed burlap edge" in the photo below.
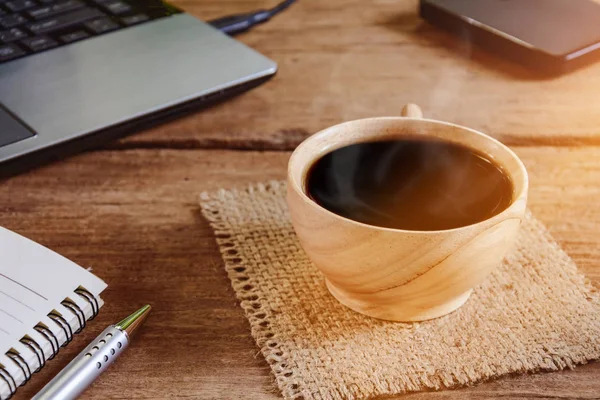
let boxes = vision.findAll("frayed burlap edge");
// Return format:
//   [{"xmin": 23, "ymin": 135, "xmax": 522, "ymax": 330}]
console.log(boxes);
[{"xmin": 200, "ymin": 180, "xmax": 600, "ymax": 400}]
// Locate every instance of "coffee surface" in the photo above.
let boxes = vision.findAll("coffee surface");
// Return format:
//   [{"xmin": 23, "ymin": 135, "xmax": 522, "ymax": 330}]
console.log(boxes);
[{"xmin": 306, "ymin": 138, "xmax": 513, "ymax": 231}]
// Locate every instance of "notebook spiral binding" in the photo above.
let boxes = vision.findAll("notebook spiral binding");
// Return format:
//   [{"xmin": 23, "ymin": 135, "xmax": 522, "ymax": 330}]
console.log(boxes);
[{"xmin": 0, "ymin": 287, "xmax": 99, "ymax": 399}]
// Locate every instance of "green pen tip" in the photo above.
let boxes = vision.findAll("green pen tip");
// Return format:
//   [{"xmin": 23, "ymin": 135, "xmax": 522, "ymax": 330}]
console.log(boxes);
[{"xmin": 116, "ymin": 305, "xmax": 151, "ymax": 337}]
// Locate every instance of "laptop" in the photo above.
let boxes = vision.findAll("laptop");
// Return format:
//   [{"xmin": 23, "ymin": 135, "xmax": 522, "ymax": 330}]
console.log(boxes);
[{"xmin": 0, "ymin": 0, "xmax": 277, "ymax": 170}]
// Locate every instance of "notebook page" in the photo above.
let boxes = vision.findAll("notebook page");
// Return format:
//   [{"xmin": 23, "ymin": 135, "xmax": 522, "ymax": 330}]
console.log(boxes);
[{"xmin": 0, "ymin": 226, "xmax": 107, "ymax": 355}]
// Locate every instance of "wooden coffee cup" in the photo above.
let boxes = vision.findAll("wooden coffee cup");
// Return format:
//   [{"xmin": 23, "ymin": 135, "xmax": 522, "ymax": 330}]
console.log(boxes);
[{"xmin": 287, "ymin": 104, "xmax": 528, "ymax": 321}]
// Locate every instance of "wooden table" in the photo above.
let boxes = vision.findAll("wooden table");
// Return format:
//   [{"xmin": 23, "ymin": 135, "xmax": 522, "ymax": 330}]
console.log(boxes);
[{"xmin": 3, "ymin": 1, "xmax": 600, "ymax": 398}]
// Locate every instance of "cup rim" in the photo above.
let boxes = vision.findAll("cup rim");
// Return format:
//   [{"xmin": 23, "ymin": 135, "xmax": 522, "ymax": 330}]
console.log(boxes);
[{"xmin": 288, "ymin": 116, "xmax": 529, "ymax": 234}]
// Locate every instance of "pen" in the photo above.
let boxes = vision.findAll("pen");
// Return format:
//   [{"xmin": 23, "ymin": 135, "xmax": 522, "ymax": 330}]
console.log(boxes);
[{"xmin": 33, "ymin": 305, "xmax": 151, "ymax": 400}]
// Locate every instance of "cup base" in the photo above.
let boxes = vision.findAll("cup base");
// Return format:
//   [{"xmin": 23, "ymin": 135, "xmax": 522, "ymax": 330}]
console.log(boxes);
[{"xmin": 325, "ymin": 279, "xmax": 473, "ymax": 322}]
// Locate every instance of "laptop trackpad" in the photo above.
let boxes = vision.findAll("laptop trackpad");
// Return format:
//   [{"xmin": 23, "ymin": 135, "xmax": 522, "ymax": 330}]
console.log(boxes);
[{"xmin": 0, "ymin": 104, "xmax": 35, "ymax": 148}]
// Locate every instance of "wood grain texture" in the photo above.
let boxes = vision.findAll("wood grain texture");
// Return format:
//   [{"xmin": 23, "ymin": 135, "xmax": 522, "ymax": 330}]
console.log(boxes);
[
  {"xmin": 3, "ymin": 1, "xmax": 600, "ymax": 397},
  {"xmin": 286, "ymin": 111, "xmax": 528, "ymax": 321},
  {"xmin": 1, "ymin": 147, "xmax": 599, "ymax": 399},
  {"xmin": 104, "ymin": 0, "xmax": 600, "ymax": 152}
]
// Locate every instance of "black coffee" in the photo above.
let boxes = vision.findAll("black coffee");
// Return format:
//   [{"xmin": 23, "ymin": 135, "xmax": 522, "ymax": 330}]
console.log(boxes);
[{"xmin": 306, "ymin": 138, "xmax": 513, "ymax": 231}]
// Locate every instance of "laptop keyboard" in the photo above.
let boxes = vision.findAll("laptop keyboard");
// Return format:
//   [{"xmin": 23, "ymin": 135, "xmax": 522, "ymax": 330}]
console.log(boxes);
[{"xmin": 0, "ymin": 0, "xmax": 179, "ymax": 64}]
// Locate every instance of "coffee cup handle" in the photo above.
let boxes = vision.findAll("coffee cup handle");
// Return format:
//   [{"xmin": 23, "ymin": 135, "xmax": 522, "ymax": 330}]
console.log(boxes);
[{"xmin": 401, "ymin": 104, "xmax": 423, "ymax": 119}]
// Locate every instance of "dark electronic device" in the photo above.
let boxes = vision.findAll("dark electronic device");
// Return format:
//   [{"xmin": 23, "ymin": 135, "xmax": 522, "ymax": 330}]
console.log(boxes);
[{"xmin": 420, "ymin": 0, "xmax": 600, "ymax": 75}]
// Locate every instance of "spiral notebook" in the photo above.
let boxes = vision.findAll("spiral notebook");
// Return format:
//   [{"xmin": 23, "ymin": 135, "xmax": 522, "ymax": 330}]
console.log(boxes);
[{"xmin": 0, "ymin": 227, "xmax": 107, "ymax": 400}]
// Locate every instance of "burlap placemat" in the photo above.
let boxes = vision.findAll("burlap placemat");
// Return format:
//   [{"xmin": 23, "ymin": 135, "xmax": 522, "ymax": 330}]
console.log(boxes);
[{"xmin": 199, "ymin": 181, "xmax": 600, "ymax": 400}]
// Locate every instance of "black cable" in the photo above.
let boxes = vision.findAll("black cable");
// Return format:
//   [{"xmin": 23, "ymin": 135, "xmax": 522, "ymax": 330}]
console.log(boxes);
[{"xmin": 208, "ymin": 0, "xmax": 297, "ymax": 35}]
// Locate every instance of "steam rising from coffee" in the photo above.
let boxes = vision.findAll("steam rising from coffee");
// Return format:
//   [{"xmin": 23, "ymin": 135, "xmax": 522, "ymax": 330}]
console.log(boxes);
[{"xmin": 306, "ymin": 138, "xmax": 513, "ymax": 231}]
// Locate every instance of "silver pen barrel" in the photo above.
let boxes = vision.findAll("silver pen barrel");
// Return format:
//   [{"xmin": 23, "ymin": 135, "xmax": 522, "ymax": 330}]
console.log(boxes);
[
  {"xmin": 32, "ymin": 305, "xmax": 151, "ymax": 400},
  {"xmin": 32, "ymin": 326, "xmax": 129, "ymax": 400}
]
